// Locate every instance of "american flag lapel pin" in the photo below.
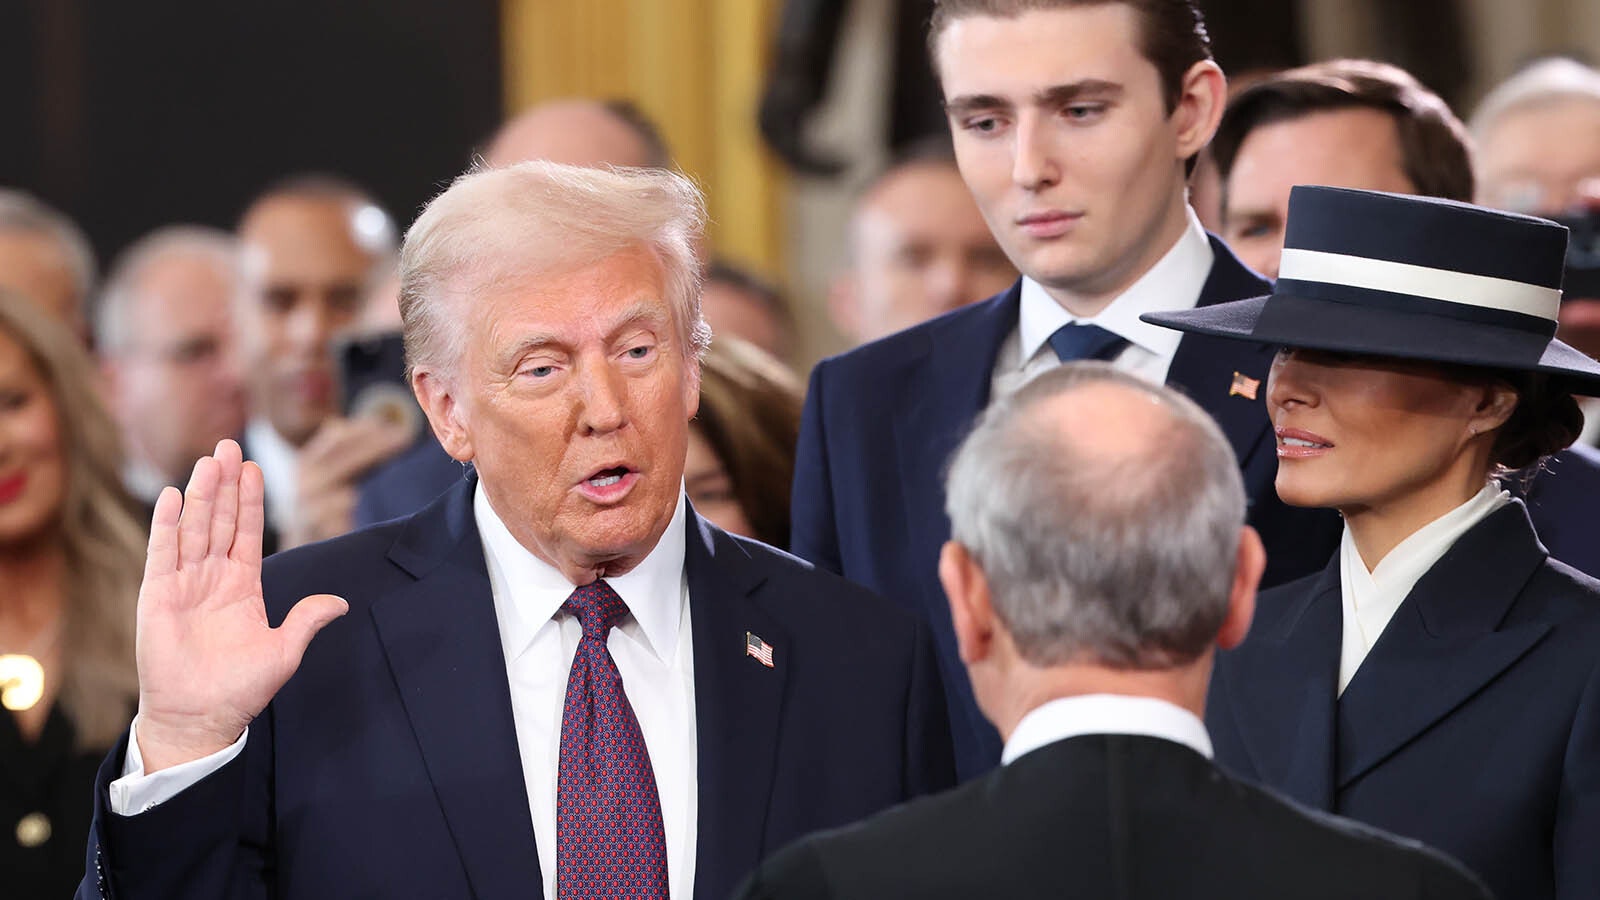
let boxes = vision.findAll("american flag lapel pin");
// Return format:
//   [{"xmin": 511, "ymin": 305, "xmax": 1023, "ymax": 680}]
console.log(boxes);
[
  {"xmin": 1229, "ymin": 371, "xmax": 1261, "ymax": 400},
  {"xmin": 745, "ymin": 631, "xmax": 775, "ymax": 668}
]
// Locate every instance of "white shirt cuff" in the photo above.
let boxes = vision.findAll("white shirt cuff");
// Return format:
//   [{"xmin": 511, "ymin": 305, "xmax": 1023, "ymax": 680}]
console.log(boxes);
[{"xmin": 108, "ymin": 718, "xmax": 249, "ymax": 816}]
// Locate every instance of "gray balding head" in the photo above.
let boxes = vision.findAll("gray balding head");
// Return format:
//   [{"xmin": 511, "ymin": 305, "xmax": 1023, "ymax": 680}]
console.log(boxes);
[
  {"xmin": 95, "ymin": 225, "xmax": 241, "ymax": 355},
  {"xmin": 0, "ymin": 189, "xmax": 97, "ymax": 330},
  {"xmin": 484, "ymin": 98, "xmax": 671, "ymax": 169},
  {"xmin": 944, "ymin": 363, "xmax": 1247, "ymax": 669}
]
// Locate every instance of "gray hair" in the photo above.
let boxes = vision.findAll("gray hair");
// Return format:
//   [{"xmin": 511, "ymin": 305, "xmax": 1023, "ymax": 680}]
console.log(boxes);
[
  {"xmin": 94, "ymin": 225, "xmax": 240, "ymax": 355},
  {"xmin": 0, "ymin": 188, "xmax": 98, "ymax": 315},
  {"xmin": 944, "ymin": 363, "xmax": 1246, "ymax": 669},
  {"xmin": 1470, "ymin": 57, "xmax": 1600, "ymax": 140},
  {"xmin": 398, "ymin": 160, "xmax": 710, "ymax": 381}
]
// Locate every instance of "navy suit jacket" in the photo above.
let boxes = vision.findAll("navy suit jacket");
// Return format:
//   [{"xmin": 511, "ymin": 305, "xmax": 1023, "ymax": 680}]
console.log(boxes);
[
  {"xmin": 79, "ymin": 479, "xmax": 955, "ymax": 900},
  {"xmin": 1517, "ymin": 443, "xmax": 1600, "ymax": 578},
  {"xmin": 1208, "ymin": 500, "xmax": 1600, "ymax": 900},
  {"xmin": 791, "ymin": 236, "xmax": 1343, "ymax": 779},
  {"xmin": 355, "ymin": 433, "xmax": 466, "ymax": 527}
]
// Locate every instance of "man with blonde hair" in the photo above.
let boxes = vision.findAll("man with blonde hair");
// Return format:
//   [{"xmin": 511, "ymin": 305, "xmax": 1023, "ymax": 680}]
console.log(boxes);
[{"xmin": 76, "ymin": 161, "xmax": 953, "ymax": 900}]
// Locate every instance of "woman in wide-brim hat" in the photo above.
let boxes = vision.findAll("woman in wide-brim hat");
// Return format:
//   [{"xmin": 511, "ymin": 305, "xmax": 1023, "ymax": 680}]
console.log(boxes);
[{"xmin": 1143, "ymin": 185, "xmax": 1600, "ymax": 900}]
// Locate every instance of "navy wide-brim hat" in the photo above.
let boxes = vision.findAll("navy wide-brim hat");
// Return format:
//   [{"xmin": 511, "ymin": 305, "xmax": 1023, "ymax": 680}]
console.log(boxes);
[{"xmin": 1142, "ymin": 185, "xmax": 1600, "ymax": 396}]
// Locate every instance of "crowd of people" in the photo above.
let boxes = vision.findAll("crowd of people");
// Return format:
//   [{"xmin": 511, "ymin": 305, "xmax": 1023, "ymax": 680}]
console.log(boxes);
[{"xmin": 4, "ymin": 0, "xmax": 1600, "ymax": 897}]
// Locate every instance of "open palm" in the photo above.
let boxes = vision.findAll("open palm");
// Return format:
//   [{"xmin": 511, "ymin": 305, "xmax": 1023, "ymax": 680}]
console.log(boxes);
[{"xmin": 133, "ymin": 439, "xmax": 347, "ymax": 773}]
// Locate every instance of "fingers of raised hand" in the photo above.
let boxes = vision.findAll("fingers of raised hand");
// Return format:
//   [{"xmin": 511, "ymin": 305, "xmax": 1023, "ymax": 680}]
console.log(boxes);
[
  {"xmin": 177, "ymin": 455, "xmax": 222, "ymax": 565},
  {"xmin": 233, "ymin": 461, "xmax": 267, "ymax": 567},
  {"xmin": 208, "ymin": 440, "xmax": 244, "ymax": 559},
  {"xmin": 145, "ymin": 485, "xmax": 184, "ymax": 580}
]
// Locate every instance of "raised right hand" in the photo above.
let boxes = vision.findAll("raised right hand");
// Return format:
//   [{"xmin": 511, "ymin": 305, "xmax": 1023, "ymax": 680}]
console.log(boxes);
[{"xmin": 133, "ymin": 439, "xmax": 348, "ymax": 773}]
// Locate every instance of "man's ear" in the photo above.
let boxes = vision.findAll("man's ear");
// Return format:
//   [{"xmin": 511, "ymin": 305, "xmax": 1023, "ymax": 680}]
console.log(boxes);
[
  {"xmin": 940, "ymin": 540, "xmax": 996, "ymax": 665},
  {"xmin": 1217, "ymin": 525, "xmax": 1264, "ymax": 651},
  {"xmin": 412, "ymin": 369, "xmax": 474, "ymax": 462},
  {"xmin": 1173, "ymin": 60, "xmax": 1227, "ymax": 162}
]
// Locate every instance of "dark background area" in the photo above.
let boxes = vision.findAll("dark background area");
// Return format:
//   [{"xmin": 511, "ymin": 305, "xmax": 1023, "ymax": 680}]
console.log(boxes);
[{"xmin": 0, "ymin": 0, "xmax": 502, "ymax": 267}]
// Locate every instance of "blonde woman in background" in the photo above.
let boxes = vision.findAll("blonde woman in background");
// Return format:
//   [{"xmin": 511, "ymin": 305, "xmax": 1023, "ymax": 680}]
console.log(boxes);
[{"xmin": 0, "ymin": 290, "xmax": 145, "ymax": 898}]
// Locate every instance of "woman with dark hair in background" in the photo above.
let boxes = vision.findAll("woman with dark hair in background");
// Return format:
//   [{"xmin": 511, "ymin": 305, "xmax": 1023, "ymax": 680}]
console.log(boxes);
[
  {"xmin": 1146, "ymin": 186, "xmax": 1600, "ymax": 900},
  {"xmin": 686, "ymin": 337, "xmax": 803, "ymax": 548},
  {"xmin": 0, "ymin": 291, "xmax": 145, "ymax": 897}
]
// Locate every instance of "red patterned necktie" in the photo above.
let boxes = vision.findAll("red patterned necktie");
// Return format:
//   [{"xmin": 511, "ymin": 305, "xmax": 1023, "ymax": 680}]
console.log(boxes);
[{"xmin": 556, "ymin": 580, "xmax": 670, "ymax": 900}]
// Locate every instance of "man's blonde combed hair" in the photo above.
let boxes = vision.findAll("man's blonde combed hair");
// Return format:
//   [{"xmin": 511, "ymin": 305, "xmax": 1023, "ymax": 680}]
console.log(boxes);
[{"xmin": 398, "ymin": 161, "xmax": 711, "ymax": 382}]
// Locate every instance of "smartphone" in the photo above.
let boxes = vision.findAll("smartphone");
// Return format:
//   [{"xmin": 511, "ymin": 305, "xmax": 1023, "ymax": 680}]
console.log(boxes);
[{"xmin": 334, "ymin": 330, "xmax": 426, "ymax": 446}]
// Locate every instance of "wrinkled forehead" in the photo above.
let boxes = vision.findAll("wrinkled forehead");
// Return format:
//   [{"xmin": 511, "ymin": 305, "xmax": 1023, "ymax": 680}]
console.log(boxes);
[{"xmin": 445, "ymin": 241, "xmax": 686, "ymax": 340}]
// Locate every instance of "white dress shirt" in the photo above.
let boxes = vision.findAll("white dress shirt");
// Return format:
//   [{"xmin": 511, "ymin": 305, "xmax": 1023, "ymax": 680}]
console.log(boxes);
[
  {"xmin": 1001, "ymin": 693, "xmax": 1213, "ymax": 765},
  {"xmin": 243, "ymin": 416, "xmax": 299, "ymax": 532},
  {"xmin": 1336, "ymin": 483, "xmax": 1509, "ymax": 694},
  {"xmin": 478, "ymin": 482, "xmax": 698, "ymax": 900},
  {"xmin": 990, "ymin": 206, "xmax": 1215, "ymax": 399},
  {"xmin": 112, "ymin": 482, "xmax": 700, "ymax": 899}
]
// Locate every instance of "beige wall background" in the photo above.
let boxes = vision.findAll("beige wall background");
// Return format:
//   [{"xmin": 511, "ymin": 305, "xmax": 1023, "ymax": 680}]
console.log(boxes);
[
  {"xmin": 501, "ymin": 0, "xmax": 785, "ymax": 284},
  {"xmin": 502, "ymin": 0, "xmax": 1600, "ymax": 370}
]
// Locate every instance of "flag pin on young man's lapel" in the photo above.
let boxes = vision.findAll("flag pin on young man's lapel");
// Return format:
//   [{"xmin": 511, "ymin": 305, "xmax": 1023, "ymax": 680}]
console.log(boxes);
[
  {"xmin": 745, "ymin": 631, "xmax": 775, "ymax": 668},
  {"xmin": 1229, "ymin": 371, "xmax": 1261, "ymax": 400}
]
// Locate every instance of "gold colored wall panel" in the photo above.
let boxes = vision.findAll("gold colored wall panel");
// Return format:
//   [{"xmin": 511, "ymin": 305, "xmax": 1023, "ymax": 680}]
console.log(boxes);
[{"xmin": 501, "ymin": 0, "xmax": 783, "ymax": 275}]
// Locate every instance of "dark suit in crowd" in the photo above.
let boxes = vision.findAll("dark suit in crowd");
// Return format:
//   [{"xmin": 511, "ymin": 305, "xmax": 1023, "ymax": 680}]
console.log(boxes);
[
  {"xmin": 78, "ymin": 479, "xmax": 954, "ymax": 900},
  {"xmin": 739, "ymin": 734, "xmax": 1492, "ymax": 900},
  {"xmin": 355, "ymin": 434, "xmax": 464, "ymax": 527},
  {"xmin": 1516, "ymin": 443, "xmax": 1600, "ymax": 577},
  {"xmin": 791, "ymin": 238, "xmax": 1344, "ymax": 779},
  {"xmin": 1209, "ymin": 501, "xmax": 1600, "ymax": 900}
]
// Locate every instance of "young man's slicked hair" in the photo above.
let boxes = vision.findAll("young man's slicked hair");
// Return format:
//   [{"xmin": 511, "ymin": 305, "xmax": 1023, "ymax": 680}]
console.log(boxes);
[{"xmin": 926, "ymin": 0, "xmax": 1212, "ymax": 114}]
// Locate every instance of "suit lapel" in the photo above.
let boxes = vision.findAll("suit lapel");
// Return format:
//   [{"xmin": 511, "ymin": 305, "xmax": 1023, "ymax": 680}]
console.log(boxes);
[
  {"xmin": 893, "ymin": 287, "xmax": 1021, "ymax": 571},
  {"xmin": 1166, "ymin": 237, "xmax": 1277, "ymax": 470},
  {"xmin": 1335, "ymin": 502, "xmax": 1553, "ymax": 789},
  {"xmin": 1222, "ymin": 561, "xmax": 1342, "ymax": 809},
  {"xmin": 369, "ymin": 481, "xmax": 544, "ymax": 900},
  {"xmin": 686, "ymin": 510, "xmax": 790, "ymax": 900}
]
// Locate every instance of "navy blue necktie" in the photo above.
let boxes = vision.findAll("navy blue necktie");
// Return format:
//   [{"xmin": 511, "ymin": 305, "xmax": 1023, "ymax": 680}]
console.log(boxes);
[{"xmin": 1048, "ymin": 322, "xmax": 1129, "ymax": 362}]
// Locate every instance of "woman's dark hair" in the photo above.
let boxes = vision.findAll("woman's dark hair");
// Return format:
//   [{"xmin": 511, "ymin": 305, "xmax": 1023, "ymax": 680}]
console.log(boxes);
[
  {"xmin": 692, "ymin": 338, "xmax": 804, "ymax": 547},
  {"xmin": 1492, "ymin": 371, "xmax": 1584, "ymax": 472}
]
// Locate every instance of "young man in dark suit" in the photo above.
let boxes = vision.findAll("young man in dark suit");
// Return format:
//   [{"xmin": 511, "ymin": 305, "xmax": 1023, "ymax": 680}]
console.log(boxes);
[
  {"xmin": 745, "ymin": 364, "xmax": 1491, "ymax": 900},
  {"xmin": 76, "ymin": 163, "xmax": 954, "ymax": 900},
  {"xmin": 790, "ymin": 0, "xmax": 1342, "ymax": 780}
]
